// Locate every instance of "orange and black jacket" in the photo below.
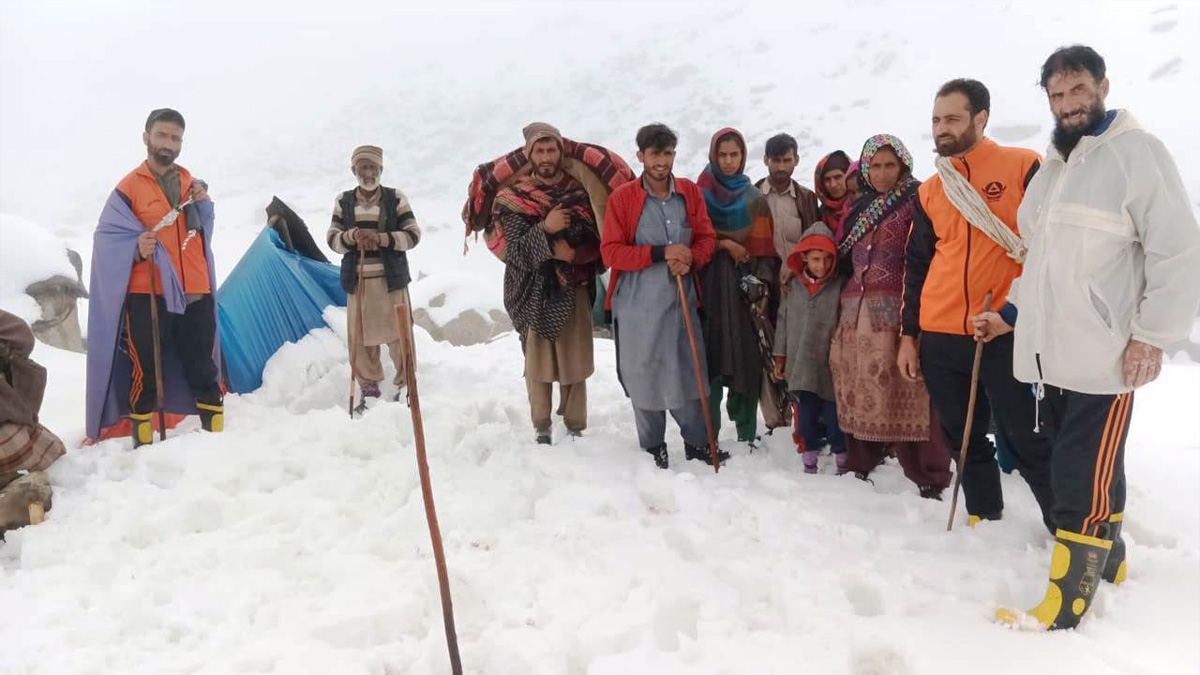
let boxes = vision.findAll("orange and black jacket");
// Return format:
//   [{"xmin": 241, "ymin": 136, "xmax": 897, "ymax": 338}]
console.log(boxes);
[
  {"xmin": 117, "ymin": 162, "xmax": 211, "ymax": 296},
  {"xmin": 902, "ymin": 138, "xmax": 1040, "ymax": 337}
]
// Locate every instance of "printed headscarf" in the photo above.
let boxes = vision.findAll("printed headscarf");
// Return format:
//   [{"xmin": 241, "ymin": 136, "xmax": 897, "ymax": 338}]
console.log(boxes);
[{"xmin": 837, "ymin": 134, "xmax": 920, "ymax": 256}]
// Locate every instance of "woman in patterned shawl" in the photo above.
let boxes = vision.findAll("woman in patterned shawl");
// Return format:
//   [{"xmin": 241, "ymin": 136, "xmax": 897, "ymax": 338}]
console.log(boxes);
[
  {"xmin": 696, "ymin": 127, "xmax": 777, "ymax": 447},
  {"xmin": 828, "ymin": 135, "xmax": 951, "ymax": 498}
]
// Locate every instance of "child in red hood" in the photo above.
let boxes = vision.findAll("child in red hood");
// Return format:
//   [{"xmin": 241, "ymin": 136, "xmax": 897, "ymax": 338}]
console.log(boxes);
[{"xmin": 772, "ymin": 223, "xmax": 847, "ymax": 473}]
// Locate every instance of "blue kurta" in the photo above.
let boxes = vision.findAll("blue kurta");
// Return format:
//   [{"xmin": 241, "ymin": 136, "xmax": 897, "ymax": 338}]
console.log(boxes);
[{"xmin": 612, "ymin": 179, "xmax": 709, "ymax": 410}]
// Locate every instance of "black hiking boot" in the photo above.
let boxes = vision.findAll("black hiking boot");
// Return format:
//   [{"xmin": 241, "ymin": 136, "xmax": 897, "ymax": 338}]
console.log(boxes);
[
  {"xmin": 536, "ymin": 432, "xmax": 551, "ymax": 445},
  {"xmin": 645, "ymin": 443, "xmax": 669, "ymax": 469},
  {"xmin": 919, "ymin": 485, "xmax": 944, "ymax": 501},
  {"xmin": 685, "ymin": 443, "xmax": 730, "ymax": 466}
]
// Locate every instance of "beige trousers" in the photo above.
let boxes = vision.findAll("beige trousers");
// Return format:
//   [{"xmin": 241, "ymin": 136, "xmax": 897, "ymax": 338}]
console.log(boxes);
[
  {"xmin": 523, "ymin": 285, "xmax": 594, "ymax": 433},
  {"xmin": 348, "ymin": 277, "xmax": 409, "ymax": 387}
]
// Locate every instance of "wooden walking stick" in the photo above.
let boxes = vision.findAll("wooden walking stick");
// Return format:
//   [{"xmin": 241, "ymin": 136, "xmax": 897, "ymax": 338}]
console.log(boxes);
[
  {"xmin": 146, "ymin": 254, "xmax": 167, "ymax": 441},
  {"xmin": 139, "ymin": 196, "xmax": 195, "ymax": 440},
  {"xmin": 395, "ymin": 292, "xmax": 462, "ymax": 674},
  {"xmin": 676, "ymin": 274, "xmax": 721, "ymax": 473},
  {"xmin": 347, "ymin": 253, "xmax": 366, "ymax": 418},
  {"xmin": 947, "ymin": 290, "xmax": 993, "ymax": 531}
]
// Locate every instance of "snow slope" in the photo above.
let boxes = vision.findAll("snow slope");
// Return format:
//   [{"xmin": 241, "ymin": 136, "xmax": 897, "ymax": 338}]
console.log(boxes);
[{"xmin": 3, "ymin": 321, "xmax": 1199, "ymax": 674}]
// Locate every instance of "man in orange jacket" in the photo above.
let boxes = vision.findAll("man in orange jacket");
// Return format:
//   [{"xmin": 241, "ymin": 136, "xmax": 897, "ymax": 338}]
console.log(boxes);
[
  {"xmin": 118, "ymin": 108, "xmax": 221, "ymax": 446},
  {"xmin": 898, "ymin": 80, "xmax": 1054, "ymax": 530}
]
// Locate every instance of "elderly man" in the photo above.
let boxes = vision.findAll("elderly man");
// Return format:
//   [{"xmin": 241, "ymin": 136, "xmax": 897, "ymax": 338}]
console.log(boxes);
[
  {"xmin": 985, "ymin": 46, "xmax": 1200, "ymax": 630},
  {"xmin": 327, "ymin": 145, "xmax": 422, "ymax": 412},
  {"xmin": 492, "ymin": 123, "xmax": 602, "ymax": 445}
]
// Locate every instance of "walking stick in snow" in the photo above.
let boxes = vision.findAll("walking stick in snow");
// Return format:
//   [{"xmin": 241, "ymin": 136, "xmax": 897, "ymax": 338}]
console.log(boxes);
[
  {"xmin": 947, "ymin": 290, "xmax": 993, "ymax": 531},
  {"xmin": 138, "ymin": 196, "xmax": 195, "ymax": 440},
  {"xmin": 347, "ymin": 254, "xmax": 366, "ymax": 418},
  {"xmin": 676, "ymin": 274, "xmax": 721, "ymax": 473},
  {"xmin": 395, "ymin": 295, "xmax": 463, "ymax": 674},
  {"xmin": 147, "ymin": 254, "xmax": 167, "ymax": 441}
]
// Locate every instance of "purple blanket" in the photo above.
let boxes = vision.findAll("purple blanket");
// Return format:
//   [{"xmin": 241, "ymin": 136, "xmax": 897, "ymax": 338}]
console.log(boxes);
[{"xmin": 85, "ymin": 190, "xmax": 221, "ymax": 440}]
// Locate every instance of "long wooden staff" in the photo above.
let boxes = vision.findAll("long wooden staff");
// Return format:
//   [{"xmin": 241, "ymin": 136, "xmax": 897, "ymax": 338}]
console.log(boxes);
[
  {"xmin": 146, "ymin": 255, "xmax": 167, "ymax": 441},
  {"xmin": 676, "ymin": 274, "xmax": 721, "ymax": 473},
  {"xmin": 395, "ymin": 292, "xmax": 462, "ymax": 674},
  {"xmin": 947, "ymin": 290, "xmax": 993, "ymax": 531},
  {"xmin": 347, "ymin": 254, "xmax": 365, "ymax": 418},
  {"xmin": 140, "ymin": 196, "xmax": 196, "ymax": 439}
]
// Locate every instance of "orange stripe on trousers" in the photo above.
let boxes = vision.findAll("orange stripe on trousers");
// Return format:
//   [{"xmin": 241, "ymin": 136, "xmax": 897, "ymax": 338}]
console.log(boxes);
[{"xmin": 1084, "ymin": 393, "xmax": 1130, "ymax": 534}]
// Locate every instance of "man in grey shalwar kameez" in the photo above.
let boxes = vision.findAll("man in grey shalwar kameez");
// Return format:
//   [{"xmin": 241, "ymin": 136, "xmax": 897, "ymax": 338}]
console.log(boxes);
[{"xmin": 600, "ymin": 124, "xmax": 728, "ymax": 469}]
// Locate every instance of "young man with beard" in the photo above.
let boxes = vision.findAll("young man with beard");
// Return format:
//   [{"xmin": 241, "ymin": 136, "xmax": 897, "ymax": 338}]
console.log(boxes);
[
  {"xmin": 327, "ymin": 145, "xmax": 422, "ymax": 412},
  {"xmin": 980, "ymin": 46, "xmax": 1200, "ymax": 630},
  {"xmin": 493, "ymin": 123, "xmax": 601, "ymax": 444},
  {"xmin": 898, "ymin": 79, "xmax": 1055, "ymax": 517},
  {"xmin": 85, "ymin": 108, "xmax": 222, "ymax": 447},
  {"xmin": 601, "ymin": 123, "xmax": 722, "ymax": 468},
  {"xmin": 752, "ymin": 134, "xmax": 821, "ymax": 287}
]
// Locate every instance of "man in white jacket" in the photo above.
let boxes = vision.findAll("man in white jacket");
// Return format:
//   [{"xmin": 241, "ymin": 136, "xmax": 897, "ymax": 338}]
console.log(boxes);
[{"xmin": 974, "ymin": 46, "xmax": 1200, "ymax": 630}]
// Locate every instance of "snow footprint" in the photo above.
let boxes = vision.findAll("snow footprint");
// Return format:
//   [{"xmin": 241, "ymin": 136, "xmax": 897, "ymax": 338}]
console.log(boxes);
[
  {"xmin": 850, "ymin": 644, "xmax": 913, "ymax": 675},
  {"xmin": 841, "ymin": 575, "xmax": 885, "ymax": 617}
]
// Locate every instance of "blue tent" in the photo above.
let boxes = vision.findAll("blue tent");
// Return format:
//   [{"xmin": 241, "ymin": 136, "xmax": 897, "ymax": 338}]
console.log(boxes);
[{"xmin": 217, "ymin": 198, "xmax": 346, "ymax": 393}]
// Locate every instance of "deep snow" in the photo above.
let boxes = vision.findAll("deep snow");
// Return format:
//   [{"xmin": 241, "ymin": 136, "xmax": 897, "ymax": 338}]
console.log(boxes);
[{"xmin": 3, "ymin": 317, "xmax": 1199, "ymax": 674}]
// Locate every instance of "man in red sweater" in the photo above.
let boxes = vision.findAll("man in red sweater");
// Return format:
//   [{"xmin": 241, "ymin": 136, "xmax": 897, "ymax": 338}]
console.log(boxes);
[{"xmin": 601, "ymin": 123, "xmax": 724, "ymax": 469}]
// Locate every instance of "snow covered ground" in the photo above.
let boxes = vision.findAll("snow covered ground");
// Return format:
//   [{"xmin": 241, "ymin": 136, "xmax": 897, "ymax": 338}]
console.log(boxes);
[
  {"xmin": 4, "ymin": 320, "xmax": 1199, "ymax": 674},
  {"xmin": 3, "ymin": 0, "xmax": 1200, "ymax": 673}
]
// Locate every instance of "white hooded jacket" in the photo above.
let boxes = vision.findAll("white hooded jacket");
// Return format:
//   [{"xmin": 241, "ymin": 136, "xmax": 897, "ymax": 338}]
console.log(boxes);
[{"xmin": 1012, "ymin": 110, "xmax": 1200, "ymax": 394}]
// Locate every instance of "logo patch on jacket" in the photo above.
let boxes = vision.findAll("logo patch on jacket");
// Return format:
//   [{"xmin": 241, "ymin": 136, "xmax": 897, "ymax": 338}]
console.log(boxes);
[{"xmin": 984, "ymin": 181, "xmax": 1006, "ymax": 202}]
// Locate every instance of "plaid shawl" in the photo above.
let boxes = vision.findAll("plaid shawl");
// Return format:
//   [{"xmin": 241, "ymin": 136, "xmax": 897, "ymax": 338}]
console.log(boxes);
[
  {"xmin": 696, "ymin": 128, "xmax": 763, "ymax": 243},
  {"xmin": 493, "ymin": 174, "xmax": 599, "ymax": 341},
  {"xmin": 463, "ymin": 139, "xmax": 635, "ymax": 238}
]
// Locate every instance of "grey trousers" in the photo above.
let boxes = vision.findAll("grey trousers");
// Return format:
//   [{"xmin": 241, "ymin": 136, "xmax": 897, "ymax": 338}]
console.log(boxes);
[{"xmin": 633, "ymin": 399, "xmax": 708, "ymax": 449}]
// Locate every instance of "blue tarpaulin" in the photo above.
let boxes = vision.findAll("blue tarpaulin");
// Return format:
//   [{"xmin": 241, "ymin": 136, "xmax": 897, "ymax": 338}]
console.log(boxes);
[{"xmin": 217, "ymin": 227, "xmax": 346, "ymax": 393}]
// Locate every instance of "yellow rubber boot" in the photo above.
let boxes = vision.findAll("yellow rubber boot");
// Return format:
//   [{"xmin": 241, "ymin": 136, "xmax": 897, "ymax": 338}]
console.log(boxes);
[
  {"xmin": 996, "ymin": 529, "xmax": 1112, "ymax": 630},
  {"xmin": 1103, "ymin": 513, "xmax": 1126, "ymax": 584},
  {"xmin": 196, "ymin": 402, "xmax": 224, "ymax": 433},
  {"xmin": 130, "ymin": 412, "xmax": 154, "ymax": 448}
]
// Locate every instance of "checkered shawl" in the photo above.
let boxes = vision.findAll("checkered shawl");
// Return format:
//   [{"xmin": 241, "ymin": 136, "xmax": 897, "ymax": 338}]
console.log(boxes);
[
  {"xmin": 462, "ymin": 139, "xmax": 635, "ymax": 237},
  {"xmin": 493, "ymin": 174, "xmax": 598, "ymax": 342}
]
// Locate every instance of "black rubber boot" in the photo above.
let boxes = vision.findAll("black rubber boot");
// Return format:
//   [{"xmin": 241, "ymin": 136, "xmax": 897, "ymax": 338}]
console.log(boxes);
[
  {"xmin": 1103, "ymin": 513, "xmax": 1126, "ymax": 584},
  {"xmin": 996, "ymin": 528, "xmax": 1112, "ymax": 630},
  {"xmin": 197, "ymin": 401, "xmax": 224, "ymax": 433},
  {"xmin": 130, "ymin": 412, "xmax": 154, "ymax": 448}
]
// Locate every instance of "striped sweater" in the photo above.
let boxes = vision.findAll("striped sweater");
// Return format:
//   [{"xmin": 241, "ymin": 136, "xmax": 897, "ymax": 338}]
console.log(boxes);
[{"xmin": 326, "ymin": 186, "xmax": 421, "ymax": 277}]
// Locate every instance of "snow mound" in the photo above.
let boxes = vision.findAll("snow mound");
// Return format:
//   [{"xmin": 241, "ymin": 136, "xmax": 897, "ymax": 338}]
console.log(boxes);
[{"xmin": 0, "ymin": 212, "xmax": 78, "ymax": 323}]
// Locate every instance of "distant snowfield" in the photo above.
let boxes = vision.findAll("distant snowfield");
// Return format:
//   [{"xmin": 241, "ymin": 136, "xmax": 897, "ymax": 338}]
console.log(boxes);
[
  {"xmin": 3, "ymin": 1, "xmax": 1200, "ymax": 673},
  {"xmin": 4, "ymin": 322, "xmax": 1199, "ymax": 674}
]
